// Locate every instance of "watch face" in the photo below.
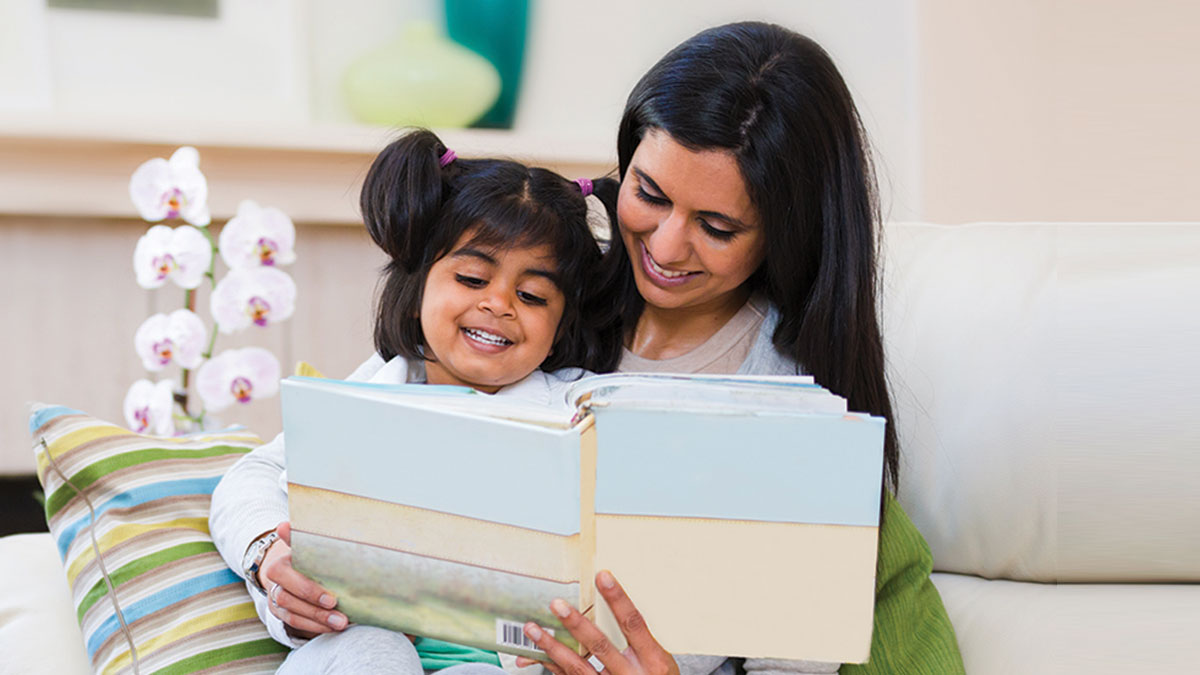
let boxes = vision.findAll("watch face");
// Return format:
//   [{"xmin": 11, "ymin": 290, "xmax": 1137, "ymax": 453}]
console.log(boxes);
[{"xmin": 242, "ymin": 539, "xmax": 263, "ymax": 572}]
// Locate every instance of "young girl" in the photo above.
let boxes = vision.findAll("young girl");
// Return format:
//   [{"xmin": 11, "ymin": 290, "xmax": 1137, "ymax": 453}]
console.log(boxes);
[{"xmin": 210, "ymin": 128, "xmax": 620, "ymax": 674}]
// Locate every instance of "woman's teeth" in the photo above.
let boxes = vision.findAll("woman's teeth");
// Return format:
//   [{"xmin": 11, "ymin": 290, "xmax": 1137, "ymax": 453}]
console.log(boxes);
[
  {"xmin": 646, "ymin": 250, "xmax": 693, "ymax": 278},
  {"xmin": 463, "ymin": 328, "xmax": 512, "ymax": 346}
]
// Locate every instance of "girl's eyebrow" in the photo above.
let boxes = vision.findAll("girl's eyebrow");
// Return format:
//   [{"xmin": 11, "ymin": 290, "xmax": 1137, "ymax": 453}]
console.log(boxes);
[
  {"xmin": 452, "ymin": 247, "xmax": 561, "ymax": 285},
  {"xmin": 633, "ymin": 167, "xmax": 752, "ymax": 231}
]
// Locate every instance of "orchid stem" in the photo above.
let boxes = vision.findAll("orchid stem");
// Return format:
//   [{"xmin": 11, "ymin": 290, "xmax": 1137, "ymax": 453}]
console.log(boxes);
[{"xmin": 178, "ymin": 223, "xmax": 221, "ymax": 427}]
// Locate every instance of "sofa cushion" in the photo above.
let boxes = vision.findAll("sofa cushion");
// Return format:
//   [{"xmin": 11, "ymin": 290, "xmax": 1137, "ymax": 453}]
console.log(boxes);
[
  {"xmin": 29, "ymin": 404, "xmax": 287, "ymax": 674},
  {"xmin": 0, "ymin": 532, "xmax": 90, "ymax": 674},
  {"xmin": 884, "ymin": 223, "xmax": 1200, "ymax": 583},
  {"xmin": 932, "ymin": 572, "xmax": 1200, "ymax": 675}
]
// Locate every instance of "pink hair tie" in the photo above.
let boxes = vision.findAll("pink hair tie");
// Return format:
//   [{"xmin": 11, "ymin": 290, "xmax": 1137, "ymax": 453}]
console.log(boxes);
[
  {"xmin": 439, "ymin": 149, "xmax": 457, "ymax": 167},
  {"xmin": 574, "ymin": 178, "xmax": 593, "ymax": 197}
]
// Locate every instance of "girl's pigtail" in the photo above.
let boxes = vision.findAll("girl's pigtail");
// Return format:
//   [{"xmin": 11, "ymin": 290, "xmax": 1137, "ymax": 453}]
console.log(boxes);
[{"xmin": 360, "ymin": 129, "xmax": 451, "ymax": 271}]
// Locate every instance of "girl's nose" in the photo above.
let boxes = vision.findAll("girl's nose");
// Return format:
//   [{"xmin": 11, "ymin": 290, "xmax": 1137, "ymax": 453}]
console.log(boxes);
[
  {"xmin": 646, "ymin": 209, "xmax": 691, "ymax": 264},
  {"xmin": 477, "ymin": 287, "xmax": 516, "ymax": 317}
]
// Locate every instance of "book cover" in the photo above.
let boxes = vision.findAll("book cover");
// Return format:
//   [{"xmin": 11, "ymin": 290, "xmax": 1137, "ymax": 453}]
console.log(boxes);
[{"xmin": 282, "ymin": 374, "xmax": 884, "ymax": 662}]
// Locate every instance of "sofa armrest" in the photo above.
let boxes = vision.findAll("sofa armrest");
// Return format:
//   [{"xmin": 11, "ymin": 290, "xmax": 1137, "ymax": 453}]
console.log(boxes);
[{"xmin": 0, "ymin": 533, "xmax": 90, "ymax": 674}]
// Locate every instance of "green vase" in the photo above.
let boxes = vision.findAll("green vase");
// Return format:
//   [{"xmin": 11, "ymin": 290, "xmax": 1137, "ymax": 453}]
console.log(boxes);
[
  {"xmin": 343, "ymin": 21, "xmax": 502, "ymax": 128},
  {"xmin": 444, "ymin": 0, "xmax": 529, "ymax": 129}
]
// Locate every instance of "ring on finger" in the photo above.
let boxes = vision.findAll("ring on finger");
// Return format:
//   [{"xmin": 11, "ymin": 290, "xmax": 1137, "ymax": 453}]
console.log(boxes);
[{"xmin": 269, "ymin": 582, "xmax": 282, "ymax": 609}]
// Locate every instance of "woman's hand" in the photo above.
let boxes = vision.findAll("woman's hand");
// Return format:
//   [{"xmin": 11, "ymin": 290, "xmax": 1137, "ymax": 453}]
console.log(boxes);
[
  {"xmin": 516, "ymin": 571, "xmax": 680, "ymax": 675},
  {"xmin": 258, "ymin": 521, "xmax": 349, "ymax": 638}
]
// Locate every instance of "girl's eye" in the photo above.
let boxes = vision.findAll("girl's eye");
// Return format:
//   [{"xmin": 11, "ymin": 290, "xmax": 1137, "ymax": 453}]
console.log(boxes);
[
  {"xmin": 517, "ymin": 290, "xmax": 548, "ymax": 306},
  {"xmin": 700, "ymin": 219, "xmax": 737, "ymax": 241},
  {"xmin": 455, "ymin": 274, "xmax": 486, "ymax": 288},
  {"xmin": 635, "ymin": 186, "xmax": 669, "ymax": 206}
]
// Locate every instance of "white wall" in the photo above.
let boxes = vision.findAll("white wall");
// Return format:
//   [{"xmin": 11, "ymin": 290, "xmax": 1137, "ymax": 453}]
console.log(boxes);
[
  {"xmin": 514, "ymin": 0, "xmax": 920, "ymax": 220},
  {"xmin": 1, "ymin": 0, "xmax": 921, "ymax": 219}
]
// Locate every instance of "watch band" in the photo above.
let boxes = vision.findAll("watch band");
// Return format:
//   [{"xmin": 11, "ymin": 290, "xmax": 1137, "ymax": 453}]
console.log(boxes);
[{"xmin": 243, "ymin": 531, "xmax": 279, "ymax": 594}]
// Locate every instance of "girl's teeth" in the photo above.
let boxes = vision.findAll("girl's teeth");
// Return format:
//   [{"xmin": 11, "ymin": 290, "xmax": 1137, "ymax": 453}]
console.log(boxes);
[{"xmin": 465, "ymin": 328, "xmax": 511, "ymax": 346}]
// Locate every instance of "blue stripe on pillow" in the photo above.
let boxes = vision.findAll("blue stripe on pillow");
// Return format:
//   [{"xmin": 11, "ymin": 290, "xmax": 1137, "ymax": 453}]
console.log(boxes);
[
  {"xmin": 29, "ymin": 405, "xmax": 85, "ymax": 435},
  {"xmin": 55, "ymin": 477, "xmax": 224, "ymax": 557},
  {"xmin": 85, "ymin": 567, "xmax": 241, "ymax": 657}
]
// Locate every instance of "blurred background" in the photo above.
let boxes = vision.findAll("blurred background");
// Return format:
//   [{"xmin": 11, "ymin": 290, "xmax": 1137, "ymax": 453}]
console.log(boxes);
[{"xmin": 1, "ymin": 0, "xmax": 1196, "ymax": 530}]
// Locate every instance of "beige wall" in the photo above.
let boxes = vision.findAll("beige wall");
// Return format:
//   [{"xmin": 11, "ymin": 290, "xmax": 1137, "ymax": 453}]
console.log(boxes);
[
  {"xmin": 918, "ymin": 0, "xmax": 1200, "ymax": 223},
  {"xmin": 1, "ymin": 216, "xmax": 385, "ymax": 473}
]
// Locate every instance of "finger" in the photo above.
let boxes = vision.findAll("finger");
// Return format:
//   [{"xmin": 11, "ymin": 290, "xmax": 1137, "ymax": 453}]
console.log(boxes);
[
  {"xmin": 276, "ymin": 521, "xmax": 292, "ymax": 546},
  {"xmin": 516, "ymin": 656, "xmax": 565, "ymax": 675},
  {"xmin": 524, "ymin": 622, "xmax": 599, "ymax": 675},
  {"xmin": 269, "ymin": 598, "xmax": 335, "ymax": 635},
  {"xmin": 271, "ymin": 583, "xmax": 348, "ymax": 631},
  {"xmin": 270, "ymin": 553, "xmax": 339, "ymax": 611},
  {"xmin": 595, "ymin": 571, "xmax": 668, "ymax": 662},
  {"xmin": 549, "ymin": 597, "xmax": 628, "ymax": 674}
]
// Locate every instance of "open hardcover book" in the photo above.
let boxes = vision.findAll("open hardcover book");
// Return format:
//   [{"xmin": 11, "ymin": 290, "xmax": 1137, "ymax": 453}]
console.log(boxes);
[{"xmin": 281, "ymin": 373, "xmax": 884, "ymax": 663}]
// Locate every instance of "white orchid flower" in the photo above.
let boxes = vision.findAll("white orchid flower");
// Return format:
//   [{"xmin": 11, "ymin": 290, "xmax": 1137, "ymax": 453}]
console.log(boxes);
[
  {"xmin": 210, "ymin": 267, "xmax": 296, "ymax": 333},
  {"xmin": 123, "ymin": 379, "xmax": 176, "ymax": 436},
  {"xmin": 134, "ymin": 309, "xmax": 208, "ymax": 372},
  {"xmin": 196, "ymin": 347, "xmax": 281, "ymax": 412},
  {"xmin": 129, "ymin": 146, "xmax": 211, "ymax": 226},
  {"xmin": 133, "ymin": 224, "xmax": 213, "ymax": 289},
  {"xmin": 219, "ymin": 200, "xmax": 296, "ymax": 269}
]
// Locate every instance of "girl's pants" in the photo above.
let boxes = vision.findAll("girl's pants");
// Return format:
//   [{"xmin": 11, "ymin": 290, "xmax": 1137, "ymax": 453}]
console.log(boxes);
[{"xmin": 276, "ymin": 625, "xmax": 511, "ymax": 675}]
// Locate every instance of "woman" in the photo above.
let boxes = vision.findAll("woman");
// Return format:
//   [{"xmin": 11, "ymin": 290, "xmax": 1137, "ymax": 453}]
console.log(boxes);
[
  {"xmin": 514, "ymin": 22, "xmax": 965, "ymax": 675},
  {"xmin": 212, "ymin": 20, "xmax": 963, "ymax": 675}
]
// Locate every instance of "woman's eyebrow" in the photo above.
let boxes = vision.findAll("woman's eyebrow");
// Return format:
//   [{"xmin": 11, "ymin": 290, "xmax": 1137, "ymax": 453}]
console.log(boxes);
[{"xmin": 634, "ymin": 168, "xmax": 751, "ymax": 230}]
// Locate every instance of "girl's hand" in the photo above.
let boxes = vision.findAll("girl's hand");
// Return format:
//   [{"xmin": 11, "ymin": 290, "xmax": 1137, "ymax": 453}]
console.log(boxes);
[
  {"xmin": 258, "ymin": 521, "xmax": 349, "ymax": 638},
  {"xmin": 515, "ymin": 571, "xmax": 680, "ymax": 675}
]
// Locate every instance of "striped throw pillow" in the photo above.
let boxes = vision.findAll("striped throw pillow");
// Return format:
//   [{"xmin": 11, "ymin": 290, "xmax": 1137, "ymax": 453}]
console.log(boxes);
[{"xmin": 29, "ymin": 404, "xmax": 288, "ymax": 674}]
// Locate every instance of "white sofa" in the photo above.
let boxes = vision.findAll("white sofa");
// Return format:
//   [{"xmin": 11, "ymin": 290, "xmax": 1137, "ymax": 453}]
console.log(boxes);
[{"xmin": 2, "ymin": 222, "xmax": 1196, "ymax": 674}]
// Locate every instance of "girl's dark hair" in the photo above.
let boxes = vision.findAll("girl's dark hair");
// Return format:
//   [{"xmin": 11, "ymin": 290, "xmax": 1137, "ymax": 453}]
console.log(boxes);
[
  {"xmin": 362, "ymin": 128, "xmax": 622, "ymax": 375},
  {"xmin": 596, "ymin": 21, "xmax": 899, "ymax": 492}
]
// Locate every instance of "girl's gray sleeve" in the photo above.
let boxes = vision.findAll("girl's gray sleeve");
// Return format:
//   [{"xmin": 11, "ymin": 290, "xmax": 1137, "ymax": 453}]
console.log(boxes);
[
  {"xmin": 209, "ymin": 431, "xmax": 302, "ymax": 647},
  {"xmin": 210, "ymin": 431, "xmax": 289, "ymax": 576}
]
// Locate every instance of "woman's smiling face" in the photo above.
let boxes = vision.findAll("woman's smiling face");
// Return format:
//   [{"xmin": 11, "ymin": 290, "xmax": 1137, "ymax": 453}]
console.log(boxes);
[{"xmin": 617, "ymin": 128, "xmax": 765, "ymax": 314}]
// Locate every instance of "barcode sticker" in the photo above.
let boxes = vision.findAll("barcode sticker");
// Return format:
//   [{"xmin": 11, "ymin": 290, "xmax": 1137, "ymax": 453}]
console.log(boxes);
[{"xmin": 496, "ymin": 619, "xmax": 553, "ymax": 651}]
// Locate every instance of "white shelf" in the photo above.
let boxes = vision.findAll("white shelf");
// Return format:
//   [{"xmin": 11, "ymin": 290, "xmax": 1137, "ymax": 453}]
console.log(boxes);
[
  {"xmin": 0, "ymin": 114, "xmax": 617, "ymax": 224},
  {"xmin": 0, "ymin": 112, "xmax": 615, "ymax": 165}
]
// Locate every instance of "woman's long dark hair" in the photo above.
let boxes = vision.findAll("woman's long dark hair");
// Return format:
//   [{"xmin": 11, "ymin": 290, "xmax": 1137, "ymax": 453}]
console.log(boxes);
[
  {"xmin": 597, "ymin": 22, "xmax": 899, "ymax": 492},
  {"xmin": 362, "ymin": 128, "xmax": 622, "ymax": 374}
]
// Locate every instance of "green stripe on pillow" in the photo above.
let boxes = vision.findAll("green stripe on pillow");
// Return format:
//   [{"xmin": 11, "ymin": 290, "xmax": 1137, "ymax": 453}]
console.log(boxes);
[
  {"xmin": 77, "ymin": 541, "xmax": 217, "ymax": 621},
  {"xmin": 45, "ymin": 445, "xmax": 255, "ymax": 519},
  {"xmin": 152, "ymin": 638, "xmax": 288, "ymax": 675}
]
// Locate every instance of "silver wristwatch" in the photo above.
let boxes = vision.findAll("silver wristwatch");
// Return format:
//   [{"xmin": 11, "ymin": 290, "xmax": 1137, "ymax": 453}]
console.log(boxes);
[{"xmin": 241, "ymin": 531, "xmax": 279, "ymax": 595}]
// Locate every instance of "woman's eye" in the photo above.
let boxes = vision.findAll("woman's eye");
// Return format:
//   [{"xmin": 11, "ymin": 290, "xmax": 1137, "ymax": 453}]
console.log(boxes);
[
  {"xmin": 517, "ymin": 290, "xmax": 548, "ymax": 306},
  {"xmin": 700, "ymin": 219, "xmax": 737, "ymax": 241},
  {"xmin": 635, "ymin": 186, "xmax": 669, "ymax": 206},
  {"xmin": 455, "ymin": 274, "xmax": 486, "ymax": 287}
]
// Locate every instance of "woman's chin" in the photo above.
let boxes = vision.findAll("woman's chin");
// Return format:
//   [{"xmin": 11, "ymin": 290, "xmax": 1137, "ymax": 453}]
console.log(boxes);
[{"xmin": 634, "ymin": 275, "xmax": 700, "ymax": 310}]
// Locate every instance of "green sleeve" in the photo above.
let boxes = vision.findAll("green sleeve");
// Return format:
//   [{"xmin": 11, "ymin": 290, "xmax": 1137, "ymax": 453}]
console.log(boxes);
[{"xmin": 841, "ymin": 492, "xmax": 965, "ymax": 675}]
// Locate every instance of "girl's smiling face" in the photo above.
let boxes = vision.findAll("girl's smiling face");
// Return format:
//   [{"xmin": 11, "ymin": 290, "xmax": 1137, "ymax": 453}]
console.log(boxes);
[
  {"xmin": 617, "ymin": 128, "xmax": 765, "ymax": 315},
  {"xmin": 419, "ymin": 230, "xmax": 565, "ymax": 393}
]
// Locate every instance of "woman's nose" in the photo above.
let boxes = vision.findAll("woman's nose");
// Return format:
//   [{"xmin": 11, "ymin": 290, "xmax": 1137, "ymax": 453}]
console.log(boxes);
[{"xmin": 646, "ymin": 209, "xmax": 690, "ymax": 264}]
